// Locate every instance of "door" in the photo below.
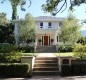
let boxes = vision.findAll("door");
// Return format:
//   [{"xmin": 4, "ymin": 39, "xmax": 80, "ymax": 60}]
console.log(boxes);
[{"xmin": 44, "ymin": 36, "xmax": 48, "ymax": 45}]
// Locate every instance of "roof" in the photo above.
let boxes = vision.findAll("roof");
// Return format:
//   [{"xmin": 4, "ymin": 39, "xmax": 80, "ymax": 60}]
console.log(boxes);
[
  {"xmin": 11, "ymin": 16, "xmax": 65, "ymax": 23},
  {"xmin": 35, "ymin": 16, "xmax": 65, "ymax": 22}
]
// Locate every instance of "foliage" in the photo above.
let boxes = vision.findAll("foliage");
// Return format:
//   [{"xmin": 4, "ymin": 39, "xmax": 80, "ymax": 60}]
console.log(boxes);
[
  {"xmin": 77, "ymin": 37, "xmax": 86, "ymax": 45},
  {"xmin": 61, "ymin": 65, "xmax": 71, "ymax": 76},
  {"xmin": 0, "ymin": 24, "xmax": 15, "ymax": 44},
  {"xmin": 42, "ymin": 0, "xmax": 86, "ymax": 15},
  {"xmin": 5, "ymin": 51, "xmax": 21, "ymax": 62},
  {"xmin": 0, "ymin": 13, "xmax": 8, "ymax": 25},
  {"xmin": 0, "ymin": 63, "xmax": 30, "ymax": 77},
  {"xmin": 0, "ymin": 43, "xmax": 21, "ymax": 62},
  {"xmin": 0, "ymin": 43, "xmax": 16, "ymax": 53},
  {"xmin": 16, "ymin": 45, "xmax": 34, "ymax": 53},
  {"xmin": 61, "ymin": 63, "xmax": 86, "ymax": 76},
  {"xmin": 19, "ymin": 13, "xmax": 35, "ymax": 43},
  {"xmin": 73, "ymin": 44, "xmax": 86, "ymax": 60},
  {"xmin": 1, "ymin": 0, "xmax": 31, "ymax": 20},
  {"xmin": 58, "ymin": 45, "xmax": 73, "ymax": 52},
  {"xmin": 59, "ymin": 13, "xmax": 81, "ymax": 46}
]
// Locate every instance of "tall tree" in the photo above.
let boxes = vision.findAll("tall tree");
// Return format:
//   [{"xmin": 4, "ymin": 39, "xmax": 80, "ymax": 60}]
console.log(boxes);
[
  {"xmin": 42, "ymin": 0, "xmax": 86, "ymax": 15},
  {"xmin": 1, "ymin": 0, "xmax": 31, "ymax": 20},
  {"xmin": 59, "ymin": 13, "xmax": 81, "ymax": 45},
  {"xmin": 19, "ymin": 13, "xmax": 35, "ymax": 43},
  {"xmin": 0, "ymin": 13, "xmax": 8, "ymax": 25}
]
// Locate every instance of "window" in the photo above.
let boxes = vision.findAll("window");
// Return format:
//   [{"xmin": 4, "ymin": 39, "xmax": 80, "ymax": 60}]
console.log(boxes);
[
  {"xmin": 40, "ymin": 22, "xmax": 43, "ymax": 26},
  {"xmin": 48, "ymin": 22, "xmax": 51, "ymax": 26}
]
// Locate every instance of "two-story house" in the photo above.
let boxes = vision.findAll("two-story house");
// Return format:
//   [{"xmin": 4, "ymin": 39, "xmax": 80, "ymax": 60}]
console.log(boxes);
[
  {"xmin": 13, "ymin": 16, "xmax": 64, "ymax": 52},
  {"xmin": 35, "ymin": 16, "xmax": 63, "ymax": 46}
]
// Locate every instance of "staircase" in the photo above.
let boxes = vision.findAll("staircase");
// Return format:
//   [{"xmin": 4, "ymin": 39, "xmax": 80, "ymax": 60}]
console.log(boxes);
[
  {"xmin": 36, "ymin": 45, "xmax": 56, "ymax": 53},
  {"xmin": 33, "ymin": 57, "xmax": 60, "ymax": 76}
]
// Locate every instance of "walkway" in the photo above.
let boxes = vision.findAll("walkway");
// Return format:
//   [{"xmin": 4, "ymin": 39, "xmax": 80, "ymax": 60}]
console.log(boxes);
[
  {"xmin": 37, "ymin": 53, "xmax": 56, "ymax": 57},
  {"xmin": 1, "ymin": 76, "xmax": 86, "ymax": 80}
]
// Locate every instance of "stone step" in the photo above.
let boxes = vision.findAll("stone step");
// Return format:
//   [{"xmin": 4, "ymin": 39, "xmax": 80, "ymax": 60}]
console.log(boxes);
[
  {"xmin": 33, "ymin": 67, "xmax": 59, "ymax": 71},
  {"xmin": 35, "ymin": 60, "xmax": 58, "ymax": 63},
  {"xmin": 36, "ymin": 57, "xmax": 58, "ymax": 60},
  {"xmin": 36, "ymin": 45, "xmax": 56, "ymax": 53},
  {"xmin": 34, "ymin": 63, "xmax": 58, "ymax": 67},
  {"xmin": 33, "ymin": 71, "xmax": 60, "ymax": 76},
  {"xmin": 33, "ymin": 57, "xmax": 60, "ymax": 76}
]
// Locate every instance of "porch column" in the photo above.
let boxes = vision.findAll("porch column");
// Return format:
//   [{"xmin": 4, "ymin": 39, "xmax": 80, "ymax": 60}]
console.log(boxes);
[{"xmin": 54, "ymin": 33, "xmax": 57, "ymax": 45}]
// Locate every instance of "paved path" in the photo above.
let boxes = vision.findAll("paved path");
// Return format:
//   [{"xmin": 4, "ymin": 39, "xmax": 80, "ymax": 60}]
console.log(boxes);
[
  {"xmin": 1, "ymin": 76, "xmax": 86, "ymax": 80},
  {"xmin": 37, "ymin": 53, "xmax": 56, "ymax": 57}
]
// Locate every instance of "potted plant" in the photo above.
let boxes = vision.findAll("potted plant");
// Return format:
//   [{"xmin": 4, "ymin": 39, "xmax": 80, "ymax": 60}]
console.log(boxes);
[
  {"xmin": 38, "ymin": 39, "xmax": 41, "ymax": 45},
  {"xmin": 51, "ymin": 39, "xmax": 54, "ymax": 45}
]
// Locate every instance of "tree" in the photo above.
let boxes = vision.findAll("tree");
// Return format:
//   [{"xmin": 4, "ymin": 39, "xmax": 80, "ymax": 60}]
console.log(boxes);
[
  {"xmin": 1, "ymin": 0, "xmax": 31, "ymax": 20},
  {"xmin": 59, "ymin": 13, "xmax": 81, "ymax": 46},
  {"xmin": 73, "ymin": 43, "xmax": 86, "ymax": 60},
  {"xmin": 0, "ymin": 12, "xmax": 15, "ymax": 44},
  {"xmin": 42, "ymin": 0, "xmax": 86, "ymax": 15},
  {"xmin": 19, "ymin": 13, "xmax": 35, "ymax": 43},
  {"xmin": 77, "ymin": 37, "xmax": 86, "ymax": 45},
  {"xmin": 0, "ymin": 13, "xmax": 8, "ymax": 25}
]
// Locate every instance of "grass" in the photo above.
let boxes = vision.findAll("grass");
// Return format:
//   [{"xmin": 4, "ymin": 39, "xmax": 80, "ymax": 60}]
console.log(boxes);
[
  {"xmin": 55, "ymin": 52, "xmax": 74, "ymax": 57},
  {"xmin": 21, "ymin": 53, "xmax": 39, "ymax": 57}
]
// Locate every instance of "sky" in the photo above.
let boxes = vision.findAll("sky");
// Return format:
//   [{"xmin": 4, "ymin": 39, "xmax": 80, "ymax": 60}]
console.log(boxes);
[{"xmin": 0, "ymin": 0, "xmax": 86, "ymax": 30}]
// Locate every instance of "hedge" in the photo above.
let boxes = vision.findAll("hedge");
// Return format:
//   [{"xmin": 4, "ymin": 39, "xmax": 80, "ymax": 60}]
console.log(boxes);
[
  {"xmin": 61, "ymin": 65, "xmax": 71, "ymax": 76},
  {"xmin": 0, "ymin": 63, "xmax": 31, "ymax": 77},
  {"xmin": 61, "ymin": 64, "xmax": 86, "ymax": 76}
]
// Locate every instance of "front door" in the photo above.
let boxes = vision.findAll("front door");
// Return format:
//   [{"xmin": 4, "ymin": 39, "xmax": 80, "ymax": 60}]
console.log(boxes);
[{"xmin": 44, "ymin": 36, "xmax": 48, "ymax": 45}]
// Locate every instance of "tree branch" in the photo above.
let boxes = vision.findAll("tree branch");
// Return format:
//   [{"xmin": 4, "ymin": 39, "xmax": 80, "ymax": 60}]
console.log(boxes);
[{"xmin": 54, "ymin": 0, "xmax": 67, "ymax": 14}]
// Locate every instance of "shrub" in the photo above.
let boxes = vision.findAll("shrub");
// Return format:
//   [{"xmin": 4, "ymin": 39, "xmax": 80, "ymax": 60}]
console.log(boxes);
[
  {"xmin": 0, "ymin": 63, "xmax": 31, "ymax": 77},
  {"xmin": 5, "ymin": 51, "xmax": 21, "ymax": 62},
  {"xmin": 61, "ymin": 61, "xmax": 86, "ymax": 76},
  {"xmin": 61, "ymin": 65, "xmax": 71, "ymax": 76},
  {"xmin": 73, "ymin": 44, "xmax": 86, "ymax": 60},
  {"xmin": 17, "ymin": 45, "xmax": 34, "ymax": 53},
  {"xmin": 58, "ymin": 45, "xmax": 73, "ymax": 52},
  {"xmin": 0, "ymin": 43, "xmax": 16, "ymax": 53},
  {"xmin": 0, "ymin": 51, "xmax": 21, "ymax": 63},
  {"xmin": 71, "ymin": 63, "xmax": 86, "ymax": 76}
]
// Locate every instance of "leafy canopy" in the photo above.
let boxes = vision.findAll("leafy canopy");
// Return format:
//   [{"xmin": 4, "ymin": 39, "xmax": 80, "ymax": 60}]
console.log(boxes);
[
  {"xmin": 59, "ymin": 13, "xmax": 81, "ymax": 45},
  {"xmin": 19, "ymin": 13, "xmax": 35, "ymax": 43},
  {"xmin": 42, "ymin": 0, "xmax": 86, "ymax": 15}
]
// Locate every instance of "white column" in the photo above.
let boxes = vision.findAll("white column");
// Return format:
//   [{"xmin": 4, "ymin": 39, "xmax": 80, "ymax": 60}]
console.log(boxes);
[{"xmin": 54, "ymin": 33, "xmax": 57, "ymax": 45}]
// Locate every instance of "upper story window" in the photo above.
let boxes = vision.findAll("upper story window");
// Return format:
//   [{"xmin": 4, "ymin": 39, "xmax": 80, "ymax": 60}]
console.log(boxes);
[
  {"xmin": 48, "ymin": 22, "xmax": 51, "ymax": 26},
  {"xmin": 40, "ymin": 22, "xmax": 43, "ymax": 26}
]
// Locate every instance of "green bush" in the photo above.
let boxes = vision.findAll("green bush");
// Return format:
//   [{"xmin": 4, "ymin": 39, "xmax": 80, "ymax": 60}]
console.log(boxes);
[
  {"xmin": 61, "ymin": 62, "xmax": 86, "ymax": 76},
  {"xmin": 0, "ymin": 43, "xmax": 16, "ymax": 53},
  {"xmin": 73, "ymin": 44, "xmax": 86, "ymax": 60},
  {"xmin": 0, "ymin": 51, "xmax": 21, "ymax": 63},
  {"xmin": 0, "ymin": 63, "xmax": 31, "ymax": 77},
  {"xmin": 71, "ymin": 63, "xmax": 86, "ymax": 76},
  {"xmin": 58, "ymin": 45, "xmax": 73, "ymax": 52},
  {"xmin": 17, "ymin": 45, "xmax": 34, "ymax": 53}
]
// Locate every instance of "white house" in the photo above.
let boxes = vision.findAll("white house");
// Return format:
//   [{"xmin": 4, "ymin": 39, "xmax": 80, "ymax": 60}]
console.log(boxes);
[{"xmin": 13, "ymin": 16, "xmax": 64, "ymax": 51}]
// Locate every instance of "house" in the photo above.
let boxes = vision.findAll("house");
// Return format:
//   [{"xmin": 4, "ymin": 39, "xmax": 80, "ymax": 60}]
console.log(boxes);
[{"xmin": 13, "ymin": 16, "xmax": 64, "ymax": 52}]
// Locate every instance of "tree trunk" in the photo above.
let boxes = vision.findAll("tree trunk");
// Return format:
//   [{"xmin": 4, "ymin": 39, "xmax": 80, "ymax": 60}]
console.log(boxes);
[{"xmin": 12, "ymin": 6, "xmax": 17, "ymax": 20}]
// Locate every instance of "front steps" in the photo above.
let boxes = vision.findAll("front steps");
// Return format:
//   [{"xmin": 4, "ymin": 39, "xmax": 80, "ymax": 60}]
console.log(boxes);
[
  {"xmin": 33, "ymin": 57, "xmax": 60, "ymax": 76},
  {"xmin": 36, "ymin": 45, "xmax": 56, "ymax": 53}
]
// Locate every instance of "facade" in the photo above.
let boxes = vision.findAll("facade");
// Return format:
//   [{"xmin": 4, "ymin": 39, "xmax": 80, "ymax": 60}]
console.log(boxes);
[
  {"xmin": 13, "ymin": 16, "xmax": 64, "ymax": 50},
  {"xmin": 35, "ymin": 16, "xmax": 63, "ymax": 46}
]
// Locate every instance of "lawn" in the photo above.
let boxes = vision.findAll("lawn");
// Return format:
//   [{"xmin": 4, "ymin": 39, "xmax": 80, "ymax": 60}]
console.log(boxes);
[
  {"xmin": 55, "ymin": 52, "xmax": 74, "ymax": 57},
  {"xmin": 22, "ymin": 53, "xmax": 39, "ymax": 56}
]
